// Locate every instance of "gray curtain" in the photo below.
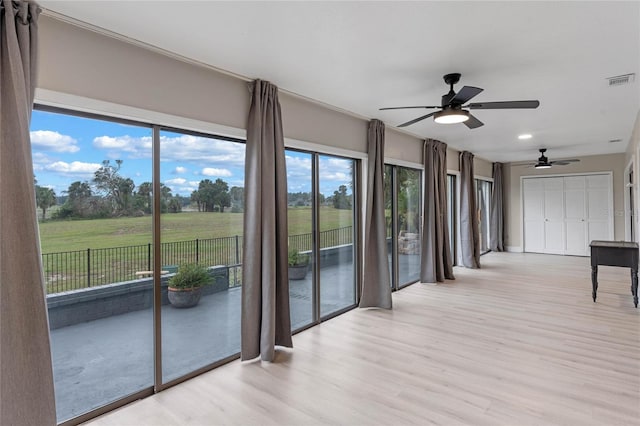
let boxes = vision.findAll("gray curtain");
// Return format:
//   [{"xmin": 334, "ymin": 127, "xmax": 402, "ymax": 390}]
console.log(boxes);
[
  {"xmin": 420, "ymin": 139, "xmax": 455, "ymax": 283},
  {"xmin": 459, "ymin": 151, "xmax": 480, "ymax": 268},
  {"xmin": 490, "ymin": 162, "xmax": 505, "ymax": 252},
  {"xmin": 359, "ymin": 119, "xmax": 392, "ymax": 309},
  {"xmin": 241, "ymin": 80, "xmax": 292, "ymax": 361},
  {"xmin": 1, "ymin": 1, "xmax": 56, "ymax": 424}
]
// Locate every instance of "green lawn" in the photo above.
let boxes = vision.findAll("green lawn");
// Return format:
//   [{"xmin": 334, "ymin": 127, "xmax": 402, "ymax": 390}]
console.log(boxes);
[
  {"xmin": 39, "ymin": 207, "xmax": 354, "ymax": 293},
  {"xmin": 39, "ymin": 207, "xmax": 354, "ymax": 254}
]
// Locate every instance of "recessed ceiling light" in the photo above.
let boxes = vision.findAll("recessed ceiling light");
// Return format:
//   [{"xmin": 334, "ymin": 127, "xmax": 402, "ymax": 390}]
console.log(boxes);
[{"xmin": 518, "ymin": 134, "xmax": 532, "ymax": 140}]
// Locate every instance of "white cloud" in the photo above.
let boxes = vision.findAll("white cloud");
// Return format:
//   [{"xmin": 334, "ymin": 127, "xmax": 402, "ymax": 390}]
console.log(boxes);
[
  {"xmin": 160, "ymin": 134, "xmax": 245, "ymax": 166},
  {"xmin": 93, "ymin": 135, "xmax": 152, "ymax": 158},
  {"xmin": 165, "ymin": 177, "xmax": 187, "ymax": 186},
  {"xmin": 91, "ymin": 134, "xmax": 245, "ymax": 167},
  {"xmin": 44, "ymin": 161, "xmax": 101, "ymax": 177},
  {"xmin": 202, "ymin": 167, "xmax": 232, "ymax": 177},
  {"xmin": 30, "ymin": 130, "xmax": 80, "ymax": 153},
  {"xmin": 164, "ymin": 179, "xmax": 200, "ymax": 196}
]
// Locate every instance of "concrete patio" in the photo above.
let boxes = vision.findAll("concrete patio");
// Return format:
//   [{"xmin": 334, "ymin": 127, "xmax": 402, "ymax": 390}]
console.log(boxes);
[{"xmin": 50, "ymin": 254, "xmax": 420, "ymax": 423}]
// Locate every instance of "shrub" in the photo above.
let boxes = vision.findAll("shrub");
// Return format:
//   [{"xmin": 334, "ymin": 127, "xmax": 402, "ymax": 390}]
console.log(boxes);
[
  {"xmin": 168, "ymin": 263, "xmax": 210, "ymax": 289},
  {"xmin": 288, "ymin": 248, "xmax": 309, "ymax": 267}
]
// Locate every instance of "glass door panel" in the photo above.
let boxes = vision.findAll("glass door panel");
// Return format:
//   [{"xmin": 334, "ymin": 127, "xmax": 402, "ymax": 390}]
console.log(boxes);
[
  {"xmin": 32, "ymin": 109, "xmax": 154, "ymax": 423},
  {"xmin": 397, "ymin": 167, "xmax": 421, "ymax": 286},
  {"xmin": 476, "ymin": 179, "xmax": 492, "ymax": 254},
  {"xmin": 447, "ymin": 174, "xmax": 456, "ymax": 265},
  {"xmin": 318, "ymin": 155, "xmax": 356, "ymax": 317},
  {"xmin": 160, "ymin": 129, "xmax": 245, "ymax": 383},
  {"xmin": 384, "ymin": 165, "xmax": 394, "ymax": 288},
  {"xmin": 286, "ymin": 150, "xmax": 315, "ymax": 331}
]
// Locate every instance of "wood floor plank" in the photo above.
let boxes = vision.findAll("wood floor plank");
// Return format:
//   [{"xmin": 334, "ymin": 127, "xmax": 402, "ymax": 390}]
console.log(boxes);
[{"xmin": 85, "ymin": 253, "xmax": 640, "ymax": 425}]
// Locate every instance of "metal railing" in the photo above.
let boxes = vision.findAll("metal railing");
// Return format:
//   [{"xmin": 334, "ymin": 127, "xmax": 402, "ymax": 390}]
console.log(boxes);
[{"xmin": 42, "ymin": 226, "xmax": 353, "ymax": 294}]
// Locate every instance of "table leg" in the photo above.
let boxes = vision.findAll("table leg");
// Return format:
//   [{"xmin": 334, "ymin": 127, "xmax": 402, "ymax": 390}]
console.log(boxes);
[
  {"xmin": 632, "ymin": 268, "xmax": 638, "ymax": 308},
  {"xmin": 591, "ymin": 265, "xmax": 598, "ymax": 302}
]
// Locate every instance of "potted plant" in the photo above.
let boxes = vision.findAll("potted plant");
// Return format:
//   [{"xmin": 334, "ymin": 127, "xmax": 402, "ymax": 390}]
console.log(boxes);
[
  {"xmin": 167, "ymin": 263, "xmax": 210, "ymax": 308},
  {"xmin": 288, "ymin": 248, "xmax": 309, "ymax": 280}
]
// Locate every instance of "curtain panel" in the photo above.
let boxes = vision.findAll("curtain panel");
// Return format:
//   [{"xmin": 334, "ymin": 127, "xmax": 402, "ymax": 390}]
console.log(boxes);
[
  {"xmin": 420, "ymin": 139, "xmax": 455, "ymax": 283},
  {"xmin": 241, "ymin": 80, "xmax": 293, "ymax": 362},
  {"xmin": 359, "ymin": 119, "xmax": 392, "ymax": 309},
  {"xmin": 490, "ymin": 162, "xmax": 505, "ymax": 252},
  {"xmin": 0, "ymin": 1, "xmax": 57, "ymax": 424},
  {"xmin": 459, "ymin": 151, "xmax": 480, "ymax": 268}
]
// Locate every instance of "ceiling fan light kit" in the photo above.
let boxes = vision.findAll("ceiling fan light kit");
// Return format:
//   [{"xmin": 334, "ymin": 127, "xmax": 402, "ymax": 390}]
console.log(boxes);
[
  {"xmin": 380, "ymin": 72, "xmax": 540, "ymax": 129},
  {"xmin": 434, "ymin": 108, "xmax": 469, "ymax": 124}
]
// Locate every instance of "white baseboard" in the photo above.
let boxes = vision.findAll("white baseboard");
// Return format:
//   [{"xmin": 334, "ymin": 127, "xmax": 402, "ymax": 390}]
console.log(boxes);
[{"xmin": 506, "ymin": 245, "xmax": 523, "ymax": 252}]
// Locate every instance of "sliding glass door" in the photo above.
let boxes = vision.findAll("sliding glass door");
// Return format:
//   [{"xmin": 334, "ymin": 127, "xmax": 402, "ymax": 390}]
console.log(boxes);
[
  {"xmin": 160, "ymin": 129, "xmax": 245, "ymax": 383},
  {"xmin": 475, "ymin": 179, "xmax": 492, "ymax": 254},
  {"xmin": 319, "ymin": 155, "xmax": 357, "ymax": 317},
  {"xmin": 32, "ymin": 106, "xmax": 360, "ymax": 424},
  {"xmin": 385, "ymin": 164, "xmax": 422, "ymax": 289},
  {"xmin": 32, "ymin": 109, "xmax": 154, "ymax": 423},
  {"xmin": 286, "ymin": 150, "xmax": 359, "ymax": 328},
  {"xmin": 447, "ymin": 174, "xmax": 457, "ymax": 265}
]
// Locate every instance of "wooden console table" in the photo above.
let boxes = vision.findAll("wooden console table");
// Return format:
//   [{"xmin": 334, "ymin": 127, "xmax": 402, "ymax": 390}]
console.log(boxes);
[{"xmin": 590, "ymin": 240, "xmax": 638, "ymax": 308}]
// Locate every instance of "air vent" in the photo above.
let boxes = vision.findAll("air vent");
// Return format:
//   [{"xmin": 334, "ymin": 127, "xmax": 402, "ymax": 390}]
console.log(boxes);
[
  {"xmin": 608, "ymin": 139, "xmax": 623, "ymax": 143},
  {"xmin": 607, "ymin": 73, "xmax": 635, "ymax": 87}
]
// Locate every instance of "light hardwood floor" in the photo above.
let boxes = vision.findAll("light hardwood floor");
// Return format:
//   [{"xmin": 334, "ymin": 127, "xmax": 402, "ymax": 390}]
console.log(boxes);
[{"xmin": 86, "ymin": 252, "xmax": 640, "ymax": 425}]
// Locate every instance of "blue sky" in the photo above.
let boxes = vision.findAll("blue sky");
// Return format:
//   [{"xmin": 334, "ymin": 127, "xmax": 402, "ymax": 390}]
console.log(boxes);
[{"xmin": 30, "ymin": 110, "xmax": 353, "ymax": 197}]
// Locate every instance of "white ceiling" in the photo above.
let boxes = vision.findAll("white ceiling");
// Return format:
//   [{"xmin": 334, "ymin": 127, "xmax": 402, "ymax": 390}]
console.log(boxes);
[{"xmin": 40, "ymin": 1, "xmax": 640, "ymax": 163}]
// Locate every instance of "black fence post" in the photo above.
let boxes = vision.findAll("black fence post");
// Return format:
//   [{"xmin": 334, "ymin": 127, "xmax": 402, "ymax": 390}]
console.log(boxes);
[
  {"xmin": 147, "ymin": 243, "xmax": 151, "ymax": 271},
  {"xmin": 196, "ymin": 238, "xmax": 199, "ymax": 264},
  {"xmin": 87, "ymin": 248, "xmax": 91, "ymax": 288}
]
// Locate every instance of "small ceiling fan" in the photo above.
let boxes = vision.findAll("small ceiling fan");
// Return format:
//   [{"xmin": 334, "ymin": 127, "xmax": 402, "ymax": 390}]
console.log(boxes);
[
  {"xmin": 524, "ymin": 149, "xmax": 580, "ymax": 169},
  {"xmin": 379, "ymin": 73, "xmax": 540, "ymax": 129}
]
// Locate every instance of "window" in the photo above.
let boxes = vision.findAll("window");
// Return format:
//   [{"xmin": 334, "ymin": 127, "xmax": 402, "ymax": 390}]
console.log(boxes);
[{"xmin": 32, "ymin": 106, "xmax": 362, "ymax": 424}]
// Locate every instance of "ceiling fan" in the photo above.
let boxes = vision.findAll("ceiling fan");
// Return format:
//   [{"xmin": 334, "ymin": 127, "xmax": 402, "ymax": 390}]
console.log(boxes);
[
  {"xmin": 524, "ymin": 149, "xmax": 581, "ymax": 169},
  {"xmin": 380, "ymin": 73, "xmax": 540, "ymax": 129}
]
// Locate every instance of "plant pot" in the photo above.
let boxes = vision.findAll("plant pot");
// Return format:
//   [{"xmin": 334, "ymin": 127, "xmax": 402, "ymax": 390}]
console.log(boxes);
[
  {"xmin": 288, "ymin": 264, "xmax": 308, "ymax": 280},
  {"xmin": 168, "ymin": 286, "xmax": 203, "ymax": 308}
]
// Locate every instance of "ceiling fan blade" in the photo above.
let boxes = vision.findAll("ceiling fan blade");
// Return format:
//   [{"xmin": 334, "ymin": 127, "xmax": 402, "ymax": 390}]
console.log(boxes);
[
  {"xmin": 550, "ymin": 159, "xmax": 580, "ymax": 166},
  {"xmin": 463, "ymin": 113, "xmax": 484, "ymax": 129},
  {"xmin": 468, "ymin": 100, "xmax": 540, "ymax": 109},
  {"xmin": 449, "ymin": 86, "xmax": 483, "ymax": 105},
  {"xmin": 397, "ymin": 112, "xmax": 437, "ymax": 127},
  {"xmin": 379, "ymin": 106, "xmax": 440, "ymax": 111}
]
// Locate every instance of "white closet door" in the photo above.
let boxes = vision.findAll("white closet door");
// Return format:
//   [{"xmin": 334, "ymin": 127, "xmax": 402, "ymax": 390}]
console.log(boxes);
[
  {"xmin": 587, "ymin": 174, "xmax": 612, "ymax": 242},
  {"xmin": 564, "ymin": 176, "xmax": 587, "ymax": 255},
  {"xmin": 543, "ymin": 177, "xmax": 565, "ymax": 254},
  {"xmin": 523, "ymin": 178, "xmax": 545, "ymax": 252}
]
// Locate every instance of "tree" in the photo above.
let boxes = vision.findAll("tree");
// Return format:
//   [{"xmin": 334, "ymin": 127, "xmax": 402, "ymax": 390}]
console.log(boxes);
[
  {"xmin": 191, "ymin": 190, "xmax": 202, "ymax": 212},
  {"xmin": 212, "ymin": 178, "xmax": 230, "ymax": 212},
  {"xmin": 230, "ymin": 186, "xmax": 244, "ymax": 211},
  {"xmin": 93, "ymin": 159, "xmax": 135, "ymax": 215},
  {"xmin": 136, "ymin": 182, "xmax": 153, "ymax": 214},
  {"xmin": 332, "ymin": 185, "xmax": 352, "ymax": 210},
  {"xmin": 35, "ymin": 186, "xmax": 56, "ymax": 220},
  {"xmin": 196, "ymin": 179, "xmax": 216, "ymax": 212}
]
